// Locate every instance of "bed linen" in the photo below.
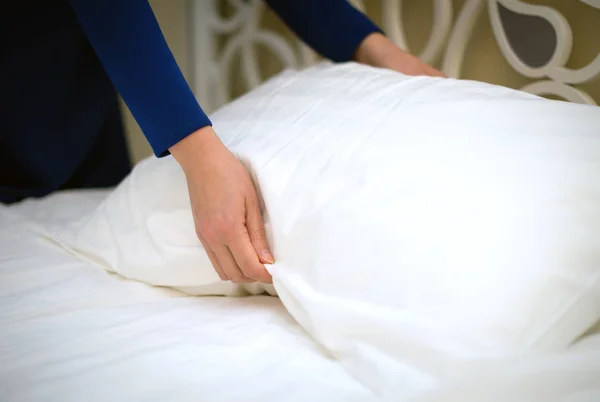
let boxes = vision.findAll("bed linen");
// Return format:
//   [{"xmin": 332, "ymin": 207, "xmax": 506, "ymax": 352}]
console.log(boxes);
[
  {"xmin": 4, "ymin": 62, "xmax": 600, "ymax": 400},
  {"xmin": 52, "ymin": 63, "xmax": 600, "ymax": 398},
  {"xmin": 2, "ymin": 192, "xmax": 600, "ymax": 401},
  {"xmin": 0, "ymin": 192, "xmax": 372, "ymax": 402}
]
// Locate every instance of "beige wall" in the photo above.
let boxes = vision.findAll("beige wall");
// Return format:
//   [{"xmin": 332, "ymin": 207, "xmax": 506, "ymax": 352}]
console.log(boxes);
[{"xmin": 124, "ymin": 0, "xmax": 600, "ymax": 164}]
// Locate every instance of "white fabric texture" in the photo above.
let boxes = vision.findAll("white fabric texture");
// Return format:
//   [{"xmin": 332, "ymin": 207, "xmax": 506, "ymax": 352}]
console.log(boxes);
[
  {"xmin": 3, "ymin": 191, "xmax": 600, "ymax": 402},
  {"xmin": 54, "ymin": 63, "xmax": 600, "ymax": 398},
  {"xmin": 0, "ymin": 194, "xmax": 372, "ymax": 402}
]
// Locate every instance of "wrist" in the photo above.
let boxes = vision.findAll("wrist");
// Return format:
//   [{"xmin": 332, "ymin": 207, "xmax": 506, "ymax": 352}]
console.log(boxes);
[
  {"xmin": 354, "ymin": 32, "xmax": 397, "ymax": 68},
  {"xmin": 169, "ymin": 125, "xmax": 218, "ymax": 171}
]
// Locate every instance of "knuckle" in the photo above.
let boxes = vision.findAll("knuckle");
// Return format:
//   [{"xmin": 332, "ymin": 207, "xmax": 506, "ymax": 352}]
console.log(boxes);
[
  {"xmin": 215, "ymin": 218, "xmax": 239, "ymax": 239},
  {"xmin": 197, "ymin": 216, "xmax": 238, "ymax": 241},
  {"xmin": 217, "ymin": 217, "xmax": 237, "ymax": 232},
  {"xmin": 248, "ymin": 227, "xmax": 267, "ymax": 242},
  {"xmin": 196, "ymin": 225, "xmax": 216, "ymax": 242}
]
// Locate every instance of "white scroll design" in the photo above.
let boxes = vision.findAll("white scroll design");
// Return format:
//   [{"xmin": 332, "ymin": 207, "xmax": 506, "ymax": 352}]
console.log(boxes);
[
  {"xmin": 188, "ymin": 0, "xmax": 600, "ymax": 111},
  {"xmin": 487, "ymin": 0, "xmax": 600, "ymax": 104},
  {"xmin": 189, "ymin": 0, "xmax": 299, "ymax": 113}
]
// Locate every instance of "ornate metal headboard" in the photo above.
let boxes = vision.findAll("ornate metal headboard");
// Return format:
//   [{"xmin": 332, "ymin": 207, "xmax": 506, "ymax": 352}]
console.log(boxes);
[{"xmin": 186, "ymin": 0, "xmax": 600, "ymax": 113}]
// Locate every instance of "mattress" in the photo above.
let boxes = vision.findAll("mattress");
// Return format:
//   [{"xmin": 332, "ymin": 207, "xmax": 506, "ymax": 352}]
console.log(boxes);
[{"xmin": 2, "ymin": 190, "xmax": 600, "ymax": 402}]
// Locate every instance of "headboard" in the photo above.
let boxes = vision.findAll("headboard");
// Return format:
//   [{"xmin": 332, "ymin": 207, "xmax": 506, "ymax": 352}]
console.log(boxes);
[{"xmin": 185, "ymin": 0, "xmax": 600, "ymax": 113}]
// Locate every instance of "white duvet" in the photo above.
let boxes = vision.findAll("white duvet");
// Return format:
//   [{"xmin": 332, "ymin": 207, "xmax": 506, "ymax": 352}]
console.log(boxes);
[{"xmin": 3, "ymin": 63, "xmax": 600, "ymax": 401}]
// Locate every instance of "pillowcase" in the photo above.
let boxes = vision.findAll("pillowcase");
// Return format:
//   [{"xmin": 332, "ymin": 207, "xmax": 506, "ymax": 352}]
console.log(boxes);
[{"xmin": 55, "ymin": 63, "xmax": 600, "ymax": 398}]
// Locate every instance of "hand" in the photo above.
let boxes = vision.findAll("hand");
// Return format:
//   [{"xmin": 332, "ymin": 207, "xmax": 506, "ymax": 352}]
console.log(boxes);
[
  {"xmin": 170, "ymin": 126, "xmax": 274, "ymax": 284},
  {"xmin": 355, "ymin": 33, "xmax": 447, "ymax": 78}
]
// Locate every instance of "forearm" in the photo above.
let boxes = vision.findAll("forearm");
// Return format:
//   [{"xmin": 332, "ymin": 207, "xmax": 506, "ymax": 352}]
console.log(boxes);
[
  {"xmin": 265, "ymin": 0, "xmax": 382, "ymax": 63},
  {"xmin": 69, "ymin": 0, "xmax": 211, "ymax": 157}
]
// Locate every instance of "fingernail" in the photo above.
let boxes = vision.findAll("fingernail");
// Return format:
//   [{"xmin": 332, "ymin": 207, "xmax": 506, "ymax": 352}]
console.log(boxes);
[{"xmin": 260, "ymin": 251, "xmax": 274, "ymax": 264}]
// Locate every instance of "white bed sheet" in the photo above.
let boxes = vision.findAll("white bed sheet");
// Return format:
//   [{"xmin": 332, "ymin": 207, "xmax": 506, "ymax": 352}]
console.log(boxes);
[
  {"xmin": 2, "ymin": 190, "xmax": 600, "ymax": 402},
  {"xmin": 0, "ymin": 191, "xmax": 372, "ymax": 402}
]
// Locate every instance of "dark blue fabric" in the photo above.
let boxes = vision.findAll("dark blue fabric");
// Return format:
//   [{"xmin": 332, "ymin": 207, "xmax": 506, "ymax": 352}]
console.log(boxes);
[
  {"xmin": 68, "ymin": 0, "xmax": 211, "ymax": 159},
  {"xmin": 1, "ymin": 1, "xmax": 132, "ymax": 204},
  {"xmin": 265, "ymin": 0, "xmax": 382, "ymax": 63},
  {"xmin": 1, "ymin": 0, "xmax": 381, "ymax": 203},
  {"xmin": 70, "ymin": 0, "xmax": 381, "ymax": 157}
]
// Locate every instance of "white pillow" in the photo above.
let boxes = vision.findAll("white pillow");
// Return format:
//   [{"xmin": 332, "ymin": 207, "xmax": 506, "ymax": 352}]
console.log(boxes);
[{"xmin": 56, "ymin": 63, "xmax": 600, "ymax": 398}]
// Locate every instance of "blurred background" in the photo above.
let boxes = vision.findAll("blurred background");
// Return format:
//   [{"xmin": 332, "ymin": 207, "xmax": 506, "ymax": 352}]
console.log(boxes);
[{"xmin": 126, "ymin": 0, "xmax": 600, "ymax": 164}]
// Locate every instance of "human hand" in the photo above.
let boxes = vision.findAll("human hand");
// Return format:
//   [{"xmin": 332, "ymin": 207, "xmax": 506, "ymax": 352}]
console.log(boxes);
[
  {"xmin": 170, "ymin": 126, "xmax": 273, "ymax": 284},
  {"xmin": 355, "ymin": 33, "xmax": 446, "ymax": 78}
]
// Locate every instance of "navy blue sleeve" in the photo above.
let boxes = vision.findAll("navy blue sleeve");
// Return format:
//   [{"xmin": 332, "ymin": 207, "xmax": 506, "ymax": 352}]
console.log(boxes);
[
  {"xmin": 70, "ymin": 0, "xmax": 380, "ymax": 158},
  {"xmin": 69, "ymin": 0, "xmax": 211, "ymax": 157},
  {"xmin": 265, "ymin": 0, "xmax": 383, "ymax": 62}
]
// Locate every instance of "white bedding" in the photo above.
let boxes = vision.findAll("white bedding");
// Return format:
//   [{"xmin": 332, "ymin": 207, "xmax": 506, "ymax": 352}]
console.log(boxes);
[
  {"xmin": 4, "ymin": 63, "xmax": 600, "ymax": 400},
  {"xmin": 0, "ymin": 192, "xmax": 372, "ymax": 402},
  {"xmin": 2, "ymin": 191, "xmax": 600, "ymax": 402},
  {"xmin": 45, "ymin": 64, "xmax": 600, "ymax": 400}
]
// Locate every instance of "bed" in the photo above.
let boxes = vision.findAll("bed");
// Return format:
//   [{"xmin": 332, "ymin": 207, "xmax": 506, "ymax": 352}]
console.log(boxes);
[{"xmin": 2, "ymin": 1, "xmax": 600, "ymax": 401}]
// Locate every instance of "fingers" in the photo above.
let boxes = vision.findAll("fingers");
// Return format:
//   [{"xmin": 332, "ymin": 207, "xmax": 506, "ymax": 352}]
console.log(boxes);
[
  {"xmin": 199, "ymin": 219, "xmax": 272, "ymax": 284},
  {"xmin": 228, "ymin": 226, "xmax": 273, "ymax": 284},
  {"xmin": 424, "ymin": 64, "xmax": 447, "ymax": 78},
  {"xmin": 200, "ymin": 237, "xmax": 228, "ymax": 281},
  {"xmin": 201, "ymin": 232, "xmax": 256, "ymax": 284},
  {"xmin": 245, "ymin": 196, "xmax": 274, "ymax": 265},
  {"xmin": 213, "ymin": 245, "xmax": 255, "ymax": 283},
  {"xmin": 431, "ymin": 67, "xmax": 448, "ymax": 78}
]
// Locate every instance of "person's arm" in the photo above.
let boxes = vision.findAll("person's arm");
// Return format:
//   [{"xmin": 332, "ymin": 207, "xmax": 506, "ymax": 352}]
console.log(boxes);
[
  {"xmin": 265, "ymin": 0, "xmax": 382, "ymax": 63},
  {"xmin": 69, "ymin": 0, "xmax": 211, "ymax": 157},
  {"xmin": 265, "ymin": 0, "xmax": 445, "ymax": 77},
  {"xmin": 70, "ymin": 0, "xmax": 274, "ymax": 284}
]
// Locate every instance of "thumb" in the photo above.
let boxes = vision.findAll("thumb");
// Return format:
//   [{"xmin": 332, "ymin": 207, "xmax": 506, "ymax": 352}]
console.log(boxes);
[{"xmin": 245, "ymin": 195, "xmax": 274, "ymax": 264}]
